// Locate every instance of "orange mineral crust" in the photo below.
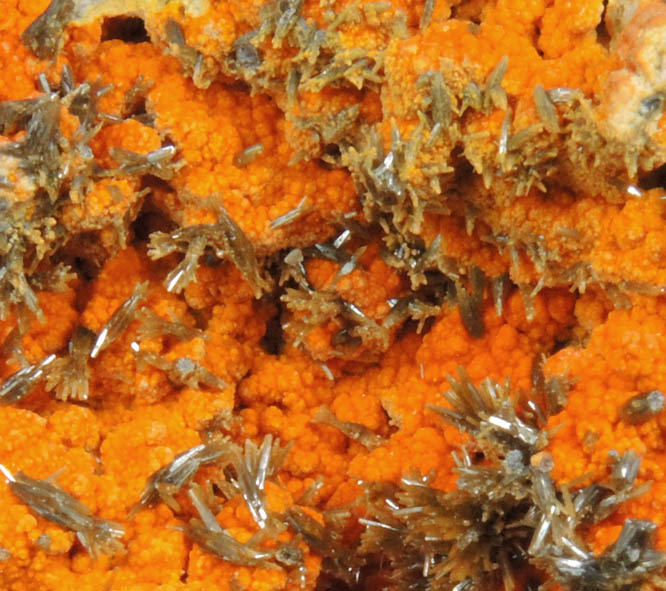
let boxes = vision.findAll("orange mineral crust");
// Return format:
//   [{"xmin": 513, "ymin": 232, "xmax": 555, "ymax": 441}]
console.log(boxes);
[{"xmin": 4, "ymin": 1, "xmax": 666, "ymax": 590}]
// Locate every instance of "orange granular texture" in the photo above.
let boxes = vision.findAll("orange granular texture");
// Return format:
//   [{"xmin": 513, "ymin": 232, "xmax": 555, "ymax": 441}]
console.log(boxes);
[
  {"xmin": 420, "ymin": 212, "xmax": 511, "ymax": 279},
  {"xmin": 151, "ymin": 81, "xmax": 358, "ymax": 251},
  {"xmin": 538, "ymin": 0, "xmax": 605, "ymax": 59},
  {"xmin": 0, "ymin": 407, "xmax": 99, "ymax": 590},
  {"xmin": 99, "ymin": 404, "xmax": 201, "ymax": 516},
  {"xmin": 75, "ymin": 36, "xmax": 358, "ymax": 252},
  {"xmin": 307, "ymin": 242, "xmax": 405, "ymax": 320},
  {"xmin": 146, "ymin": 0, "xmax": 263, "ymax": 55},
  {"xmin": 5, "ymin": 0, "xmax": 666, "ymax": 588},
  {"xmin": 186, "ymin": 482, "xmax": 321, "ymax": 590},
  {"xmin": 0, "ymin": 290, "xmax": 78, "ymax": 405},
  {"xmin": 61, "ymin": 178, "xmax": 143, "ymax": 234},
  {"xmin": 545, "ymin": 295, "xmax": 666, "ymax": 550},
  {"xmin": 143, "ymin": 0, "xmax": 396, "ymax": 165},
  {"xmin": 284, "ymin": 240, "xmax": 408, "ymax": 360},
  {"xmin": 347, "ymin": 290, "xmax": 574, "ymax": 490},
  {"xmin": 244, "ymin": 287, "xmax": 575, "ymax": 502},
  {"xmin": 381, "ymin": 5, "xmax": 611, "ymax": 124},
  {"xmin": 478, "ymin": 187, "xmax": 666, "ymax": 285},
  {"xmin": 20, "ymin": 291, "xmax": 78, "ymax": 363},
  {"xmin": 0, "ymin": 0, "xmax": 54, "ymax": 101},
  {"xmin": 237, "ymin": 348, "xmax": 348, "ymax": 499},
  {"xmin": 90, "ymin": 119, "xmax": 162, "ymax": 169},
  {"xmin": 79, "ymin": 247, "xmax": 256, "ymax": 413},
  {"xmin": 0, "ymin": 405, "xmax": 196, "ymax": 591},
  {"xmin": 80, "ymin": 247, "xmax": 153, "ymax": 332},
  {"xmin": 417, "ymin": 290, "xmax": 575, "ymax": 390}
]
